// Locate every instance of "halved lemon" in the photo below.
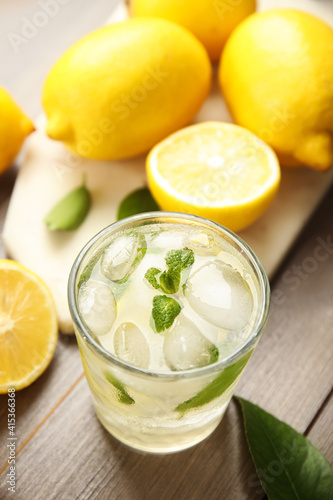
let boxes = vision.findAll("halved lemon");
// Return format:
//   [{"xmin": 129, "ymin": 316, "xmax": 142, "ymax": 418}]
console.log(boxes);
[
  {"xmin": 0, "ymin": 260, "xmax": 58, "ymax": 393},
  {"xmin": 146, "ymin": 122, "xmax": 281, "ymax": 231}
]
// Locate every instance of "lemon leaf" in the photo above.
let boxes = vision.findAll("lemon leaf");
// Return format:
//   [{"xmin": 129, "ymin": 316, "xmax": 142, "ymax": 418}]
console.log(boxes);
[
  {"xmin": 237, "ymin": 397, "xmax": 333, "ymax": 500},
  {"xmin": 44, "ymin": 175, "xmax": 91, "ymax": 231},
  {"xmin": 117, "ymin": 187, "xmax": 159, "ymax": 221}
]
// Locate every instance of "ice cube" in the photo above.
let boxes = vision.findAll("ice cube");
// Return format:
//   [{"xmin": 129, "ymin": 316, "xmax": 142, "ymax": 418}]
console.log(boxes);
[
  {"xmin": 150, "ymin": 229, "xmax": 184, "ymax": 251},
  {"xmin": 184, "ymin": 232, "xmax": 220, "ymax": 255},
  {"xmin": 185, "ymin": 261, "xmax": 253, "ymax": 331},
  {"xmin": 100, "ymin": 234, "xmax": 146, "ymax": 282},
  {"xmin": 163, "ymin": 315, "xmax": 218, "ymax": 371},
  {"xmin": 113, "ymin": 322, "xmax": 150, "ymax": 369},
  {"xmin": 78, "ymin": 280, "xmax": 117, "ymax": 336}
]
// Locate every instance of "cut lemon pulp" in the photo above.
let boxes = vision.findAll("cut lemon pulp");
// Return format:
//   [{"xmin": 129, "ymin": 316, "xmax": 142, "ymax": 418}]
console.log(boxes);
[
  {"xmin": 0, "ymin": 260, "xmax": 58, "ymax": 392},
  {"xmin": 146, "ymin": 122, "xmax": 281, "ymax": 231}
]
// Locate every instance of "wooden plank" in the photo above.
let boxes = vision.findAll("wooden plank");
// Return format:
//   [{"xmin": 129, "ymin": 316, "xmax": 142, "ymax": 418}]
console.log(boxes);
[
  {"xmin": 237, "ymin": 186, "xmax": 333, "ymax": 430},
  {"xmin": 0, "ymin": 338, "xmax": 83, "ymax": 464},
  {"xmin": 306, "ymin": 391, "xmax": 333, "ymax": 464}
]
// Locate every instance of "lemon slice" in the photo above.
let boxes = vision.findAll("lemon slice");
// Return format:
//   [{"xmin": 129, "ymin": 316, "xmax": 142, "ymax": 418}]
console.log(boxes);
[
  {"xmin": 0, "ymin": 260, "xmax": 58, "ymax": 393},
  {"xmin": 146, "ymin": 122, "xmax": 281, "ymax": 231}
]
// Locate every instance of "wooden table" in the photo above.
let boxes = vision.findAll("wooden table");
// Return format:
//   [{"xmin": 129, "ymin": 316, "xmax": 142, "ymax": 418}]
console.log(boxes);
[{"xmin": 1, "ymin": 2, "xmax": 332, "ymax": 499}]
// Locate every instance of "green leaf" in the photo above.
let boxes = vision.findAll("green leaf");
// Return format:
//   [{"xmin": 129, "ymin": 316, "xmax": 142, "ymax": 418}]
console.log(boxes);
[
  {"xmin": 175, "ymin": 349, "xmax": 253, "ymax": 414},
  {"xmin": 160, "ymin": 248, "xmax": 194, "ymax": 294},
  {"xmin": 166, "ymin": 247, "xmax": 194, "ymax": 271},
  {"xmin": 104, "ymin": 371, "xmax": 135, "ymax": 405},
  {"xmin": 237, "ymin": 397, "xmax": 333, "ymax": 500},
  {"xmin": 117, "ymin": 187, "xmax": 159, "ymax": 220},
  {"xmin": 209, "ymin": 345, "xmax": 219, "ymax": 364},
  {"xmin": 145, "ymin": 268, "xmax": 162, "ymax": 290},
  {"xmin": 44, "ymin": 174, "xmax": 91, "ymax": 231},
  {"xmin": 152, "ymin": 295, "xmax": 181, "ymax": 333},
  {"xmin": 159, "ymin": 263, "xmax": 181, "ymax": 294}
]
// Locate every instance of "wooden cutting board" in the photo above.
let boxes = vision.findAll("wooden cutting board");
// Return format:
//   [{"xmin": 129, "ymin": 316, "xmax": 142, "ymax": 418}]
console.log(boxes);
[{"xmin": 3, "ymin": 0, "xmax": 333, "ymax": 333}]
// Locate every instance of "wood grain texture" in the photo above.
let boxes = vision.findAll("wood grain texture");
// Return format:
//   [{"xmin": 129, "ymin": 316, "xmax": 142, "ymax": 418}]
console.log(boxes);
[
  {"xmin": 307, "ymin": 391, "xmax": 333, "ymax": 463},
  {"xmin": 0, "ymin": 336, "xmax": 82, "ymax": 465}
]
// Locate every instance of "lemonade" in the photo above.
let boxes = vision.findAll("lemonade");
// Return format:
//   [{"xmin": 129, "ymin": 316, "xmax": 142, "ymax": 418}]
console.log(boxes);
[{"xmin": 68, "ymin": 213, "xmax": 269, "ymax": 453}]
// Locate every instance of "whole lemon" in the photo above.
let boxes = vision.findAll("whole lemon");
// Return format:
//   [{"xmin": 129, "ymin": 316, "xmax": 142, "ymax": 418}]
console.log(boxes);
[
  {"xmin": 42, "ymin": 18, "xmax": 211, "ymax": 160},
  {"xmin": 0, "ymin": 86, "xmax": 34, "ymax": 174},
  {"xmin": 219, "ymin": 9, "xmax": 333, "ymax": 171},
  {"xmin": 129, "ymin": 0, "xmax": 256, "ymax": 61}
]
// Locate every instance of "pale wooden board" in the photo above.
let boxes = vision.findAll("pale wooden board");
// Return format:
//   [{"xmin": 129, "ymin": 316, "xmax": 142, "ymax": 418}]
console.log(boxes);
[{"xmin": 3, "ymin": 0, "xmax": 333, "ymax": 333}]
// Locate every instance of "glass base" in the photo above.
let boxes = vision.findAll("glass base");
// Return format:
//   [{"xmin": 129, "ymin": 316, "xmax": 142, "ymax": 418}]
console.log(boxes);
[{"xmin": 95, "ymin": 405, "xmax": 225, "ymax": 454}]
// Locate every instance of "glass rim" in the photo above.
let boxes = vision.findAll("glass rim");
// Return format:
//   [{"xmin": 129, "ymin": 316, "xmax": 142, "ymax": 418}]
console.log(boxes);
[{"xmin": 68, "ymin": 211, "xmax": 270, "ymax": 380}]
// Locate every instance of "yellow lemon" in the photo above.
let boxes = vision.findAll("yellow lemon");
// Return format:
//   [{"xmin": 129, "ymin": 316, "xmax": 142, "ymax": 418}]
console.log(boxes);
[
  {"xmin": 129, "ymin": 0, "xmax": 256, "ymax": 61},
  {"xmin": 0, "ymin": 260, "xmax": 58, "ymax": 393},
  {"xmin": 42, "ymin": 18, "xmax": 211, "ymax": 160},
  {"xmin": 219, "ymin": 9, "xmax": 333, "ymax": 171},
  {"xmin": 146, "ymin": 122, "xmax": 280, "ymax": 232},
  {"xmin": 0, "ymin": 86, "xmax": 34, "ymax": 174}
]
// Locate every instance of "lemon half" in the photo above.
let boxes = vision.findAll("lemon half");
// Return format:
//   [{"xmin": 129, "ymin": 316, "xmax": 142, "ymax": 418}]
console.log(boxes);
[
  {"xmin": 146, "ymin": 122, "xmax": 280, "ymax": 231},
  {"xmin": 0, "ymin": 260, "xmax": 58, "ymax": 393}
]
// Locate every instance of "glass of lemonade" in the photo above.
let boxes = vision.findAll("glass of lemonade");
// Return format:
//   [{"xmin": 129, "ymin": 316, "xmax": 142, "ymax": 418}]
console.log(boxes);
[{"xmin": 68, "ymin": 212, "xmax": 269, "ymax": 454}]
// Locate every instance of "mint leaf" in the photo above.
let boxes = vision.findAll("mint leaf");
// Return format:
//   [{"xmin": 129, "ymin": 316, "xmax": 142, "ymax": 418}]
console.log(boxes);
[
  {"xmin": 104, "ymin": 371, "xmax": 135, "ymax": 405},
  {"xmin": 175, "ymin": 350, "xmax": 252, "ymax": 413},
  {"xmin": 166, "ymin": 247, "xmax": 194, "ymax": 271},
  {"xmin": 209, "ymin": 345, "xmax": 219, "ymax": 364},
  {"xmin": 145, "ymin": 247, "xmax": 194, "ymax": 295},
  {"xmin": 237, "ymin": 397, "xmax": 333, "ymax": 500},
  {"xmin": 181, "ymin": 247, "xmax": 195, "ymax": 269},
  {"xmin": 152, "ymin": 295, "xmax": 181, "ymax": 333},
  {"xmin": 159, "ymin": 263, "xmax": 181, "ymax": 294},
  {"xmin": 160, "ymin": 247, "xmax": 194, "ymax": 294},
  {"xmin": 117, "ymin": 187, "xmax": 159, "ymax": 220},
  {"xmin": 145, "ymin": 268, "xmax": 162, "ymax": 290}
]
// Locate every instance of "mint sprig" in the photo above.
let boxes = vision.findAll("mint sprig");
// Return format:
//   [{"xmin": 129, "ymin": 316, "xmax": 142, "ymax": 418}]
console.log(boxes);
[
  {"xmin": 152, "ymin": 295, "xmax": 181, "ymax": 333},
  {"xmin": 146, "ymin": 248, "xmax": 194, "ymax": 332},
  {"xmin": 145, "ymin": 247, "xmax": 194, "ymax": 295}
]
